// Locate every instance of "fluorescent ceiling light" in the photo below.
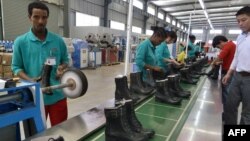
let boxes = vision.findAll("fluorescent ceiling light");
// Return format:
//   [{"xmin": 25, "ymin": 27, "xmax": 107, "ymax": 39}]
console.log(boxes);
[
  {"xmin": 172, "ymin": 6, "xmax": 243, "ymax": 16},
  {"xmin": 208, "ymin": 19, "xmax": 214, "ymax": 29},
  {"xmin": 204, "ymin": 11, "xmax": 208, "ymax": 19},
  {"xmin": 198, "ymin": 0, "xmax": 205, "ymax": 10}
]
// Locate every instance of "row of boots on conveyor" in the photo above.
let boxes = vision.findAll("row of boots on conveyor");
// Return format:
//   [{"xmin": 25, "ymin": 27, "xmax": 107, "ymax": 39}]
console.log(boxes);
[
  {"xmin": 115, "ymin": 71, "xmax": 191, "ymax": 105},
  {"xmin": 171, "ymin": 56, "xmax": 209, "ymax": 85},
  {"xmin": 104, "ymin": 57, "xmax": 209, "ymax": 141}
]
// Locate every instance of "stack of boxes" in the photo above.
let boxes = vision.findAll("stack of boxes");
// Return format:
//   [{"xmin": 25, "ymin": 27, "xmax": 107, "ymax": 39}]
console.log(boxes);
[{"xmin": 0, "ymin": 53, "xmax": 13, "ymax": 78}]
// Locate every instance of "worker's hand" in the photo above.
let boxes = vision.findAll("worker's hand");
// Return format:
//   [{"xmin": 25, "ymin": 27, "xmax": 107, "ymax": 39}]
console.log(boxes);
[
  {"xmin": 222, "ymin": 74, "xmax": 231, "ymax": 85},
  {"xmin": 153, "ymin": 66, "xmax": 162, "ymax": 72},
  {"xmin": 56, "ymin": 65, "xmax": 65, "ymax": 79}
]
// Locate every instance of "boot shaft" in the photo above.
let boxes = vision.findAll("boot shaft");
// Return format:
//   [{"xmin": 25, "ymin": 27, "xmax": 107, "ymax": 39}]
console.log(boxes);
[
  {"xmin": 105, "ymin": 105, "xmax": 131, "ymax": 134},
  {"xmin": 105, "ymin": 104, "xmax": 149, "ymax": 141},
  {"xmin": 125, "ymin": 101, "xmax": 142, "ymax": 130},
  {"xmin": 41, "ymin": 64, "xmax": 52, "ymax": 87},
  {"xmin": 115, "ymin": 75, "xmax": 131, "ymax": 101},
  {"xmin": 130, "ymin": 72, "xmax": 154, "ymax": 94},
  {"xmin": 144, "ymin": 69, "xmax": 156, "ymax": 88},
  {"xmin": 130, "ymin": 72, "xmax": 144, "ymax": 88}
]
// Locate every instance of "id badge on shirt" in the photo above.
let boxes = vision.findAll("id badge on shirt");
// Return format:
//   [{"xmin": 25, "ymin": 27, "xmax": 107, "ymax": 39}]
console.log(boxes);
[{"xmin": 46, "ymin": 57, "xmax": 56, "ymax": 65}]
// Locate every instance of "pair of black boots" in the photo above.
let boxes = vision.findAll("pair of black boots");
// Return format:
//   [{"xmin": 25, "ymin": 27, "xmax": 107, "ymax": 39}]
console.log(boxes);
[
  {"xmin": 155, "ymin": 75, "xmax": 191, "ymax": 105},
  {"xmin": 105, "ymin": 100, "xmax": 154, "ymax": 141}
]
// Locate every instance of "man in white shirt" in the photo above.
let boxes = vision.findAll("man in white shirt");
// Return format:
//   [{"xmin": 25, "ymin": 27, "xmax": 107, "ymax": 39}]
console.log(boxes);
[{"xmin": 222, "ymin": 6, "xmax": 250, "ymax": 124}]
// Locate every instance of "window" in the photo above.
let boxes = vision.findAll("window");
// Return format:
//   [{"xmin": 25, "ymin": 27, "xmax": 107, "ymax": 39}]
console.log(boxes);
[
  {"xmin": 229, "ymin": 30, "xmax": 241, "ymax": 34},
  {"xmin": 110, "ymin": 20, "xmax": 125, "ymax": 31},
  {"xmin": 158, "ymin": 12, "xmax": 164, "ymax": 20},
  {"xmin": 172, "ymin": 20, "xmax": 176, "ymax": 26},
  {"xmin": 132, "ymin": 26, "xmax": 142, "ymax": 34},
  {"xmin": 210, "ymin": 29, "xmax": 222, "ymax": 34},
  {"xmin": 76, "ymin": 12, "xmax": 99, "ymax": 26},
  {"xmin": 133, "ymin": 0, "xmax": 143, "ymax": 10},
  {"xmin": 146, "ymin": 29, "xmax": 153, "ymax": 35},
  {"xmin": 147, "ymin": 6, "xmax": 155, "ymax": 15},
  {"xmin": 177, "ymin": 22, "xmax": 180, "ymax": 28},
  {"xmin": 192, "ymin": 29, "xmax": 203, "ymax": 34},
  {"xmin": 166, "ymin": 16, "xmax": 171, "ymax": 23}
]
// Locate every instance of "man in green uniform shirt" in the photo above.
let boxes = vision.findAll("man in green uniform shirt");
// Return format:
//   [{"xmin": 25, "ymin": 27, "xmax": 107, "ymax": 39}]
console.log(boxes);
[{"xmin": 11, "ymin": 1, "xmax": 69, "ymax": 126}]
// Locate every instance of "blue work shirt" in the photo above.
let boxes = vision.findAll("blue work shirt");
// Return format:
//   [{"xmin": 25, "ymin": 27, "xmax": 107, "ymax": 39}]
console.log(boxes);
[
  {"xmin": 135, "ymin": 39, "xmax": 157, "ymax": 80},
  {"xmin": 156, "ymin": 41, "xmax": 170, "ymax": 72},
  {"xmin": 188, "ymin": 42, "xmax": 196, "ymax": 58},
  {"xmin": 12, "ymin": 29, "xmax": 69, "ymax": 105}
]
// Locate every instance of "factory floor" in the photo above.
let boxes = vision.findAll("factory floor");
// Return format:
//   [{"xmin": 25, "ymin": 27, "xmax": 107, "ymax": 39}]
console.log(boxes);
[{"xmin": 64, "ymin": 63, "xmax": 224, "ymax": 141}]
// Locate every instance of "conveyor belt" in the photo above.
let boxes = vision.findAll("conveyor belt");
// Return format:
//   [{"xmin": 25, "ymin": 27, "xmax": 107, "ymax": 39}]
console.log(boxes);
[
  {"xmin": 84, "ymin": 76, "xmax": 206, "ymax": 141},
  {"xmin": 25, "ymin": 75, "xmax": 206, "ymax": 141}
]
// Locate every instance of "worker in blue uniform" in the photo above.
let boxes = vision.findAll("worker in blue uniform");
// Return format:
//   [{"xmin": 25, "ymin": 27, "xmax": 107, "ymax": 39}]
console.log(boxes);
[
  {"xmin": 155, "ymin": 30, "xmax": 181, "ymax": 75},
  {"xmin": 187, "ymin": 35, "xmax": 197, "ymax": 59},
  {"xmin": 135, "ymin": 26, "xmax": 166, "ymax": 80}
]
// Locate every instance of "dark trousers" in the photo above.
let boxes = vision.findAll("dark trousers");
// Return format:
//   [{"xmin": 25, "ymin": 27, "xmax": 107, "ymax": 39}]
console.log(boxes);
[
  {"xmin": 221, "ymin": 70, "xmax": 232, "ymax": 105},
  {"xmin": 224, "ymin": 72, "xmax": 250, "ymax": 124}
]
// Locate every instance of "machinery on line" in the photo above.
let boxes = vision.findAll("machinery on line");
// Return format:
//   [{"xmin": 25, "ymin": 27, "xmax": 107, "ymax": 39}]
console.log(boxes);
[{"xmin": 0, "ymin": 68, "xmax": 88, "ymax": 141}]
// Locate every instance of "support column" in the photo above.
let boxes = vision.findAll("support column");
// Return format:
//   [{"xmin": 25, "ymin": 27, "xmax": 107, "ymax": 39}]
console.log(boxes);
[
  {"xmin": 142, "ymin": 0, "xmax": 148, "ymax": 34},
  {"xmin": 63, "ymin": 0, "xmax": 70, "ymax": 37},
  {"xmin": 104, "ymin": 0, "xmax": 111, "ymax": 27}
]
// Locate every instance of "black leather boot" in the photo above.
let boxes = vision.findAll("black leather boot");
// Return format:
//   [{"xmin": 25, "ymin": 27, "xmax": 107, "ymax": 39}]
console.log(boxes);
[
  {"xmin": 143, "ymin": 69, "xmax": 156, "ymax": 88},
  {"xmin": 210, "ymin": 65, "xmax": 220, "ymax": 79},
  {"xmin": 130, "ymin": 72, "xmax": 154, "ymax": 95},
  {"xmin": 169, "ymin": 63, "xmax": 184, "ymax": 74},
  {"xmin": 105, "ymin": 105, "xmax": 149, "ymax": 141},
  {"xmin": 174, "ymin": 74, "xmax": 191, "ymax": 95},
  {"xmin": 180, "ymin": 68, "xmax": 198, "ymax": 85},
  {"xmin": 155, "ymin": 79, "xmax": 182, "ymax": 105},
  {"xmin": 167, "ymin": 75, "xmax": 191, "ymax": 98},
  {"xmin": 187, "ymin": 64, "xmax": 201, "ymax": 78},
  {"xmin": 115, "ymin": 75, "xmax": 140, "ymax": 103},
  {"xmin": 41, "ymin": 64, "xmax": 53, "ymax": 95},
  {"xmin": 125, "ymin": 100, "xmax": 155, "ymax": 138}
]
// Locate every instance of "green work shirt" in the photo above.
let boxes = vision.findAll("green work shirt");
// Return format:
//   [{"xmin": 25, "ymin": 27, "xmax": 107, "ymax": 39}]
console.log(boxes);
[
  {"xmin": 135, "ymin": 39, "xmax": 157, "ymax": 80},
  {"xmin": 156, "ymin": 41, "xmax": 170, "ymax": 72},
  {"xmin": 12, "ymin": 29, "xmax": 69, "ymax": 105},
  {"xmin": 188, "ymin": 42, "xmax": 196, "ymax": 58}
]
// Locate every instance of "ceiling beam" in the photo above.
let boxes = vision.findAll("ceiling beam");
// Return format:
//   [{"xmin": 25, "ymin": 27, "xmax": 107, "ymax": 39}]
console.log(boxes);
[{"xmin": 158, "ymin": 0, "xmax": 234, "ymax": 8}]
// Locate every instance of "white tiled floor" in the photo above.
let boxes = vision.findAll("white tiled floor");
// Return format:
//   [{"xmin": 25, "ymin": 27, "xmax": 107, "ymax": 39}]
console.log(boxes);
[{"xmin": 177, "ymin": 78, "xmax": 223, "ymax": 141}]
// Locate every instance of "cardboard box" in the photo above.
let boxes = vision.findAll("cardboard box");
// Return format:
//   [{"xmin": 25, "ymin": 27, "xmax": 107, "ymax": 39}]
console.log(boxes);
[
  {"xmin": 3, "ymin": 72, "xmax": 13, "ymax": 78},
  {"xmin": 0, "ymin": 65, "xmax": 2, "ymax": 74},
  {"xmin": 3, "ymin": 65, "xmax": 12, "ymax": 73},
  {"xmin": 2, "ymin": 53, "xmax": 12, "ymax": 65}
]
